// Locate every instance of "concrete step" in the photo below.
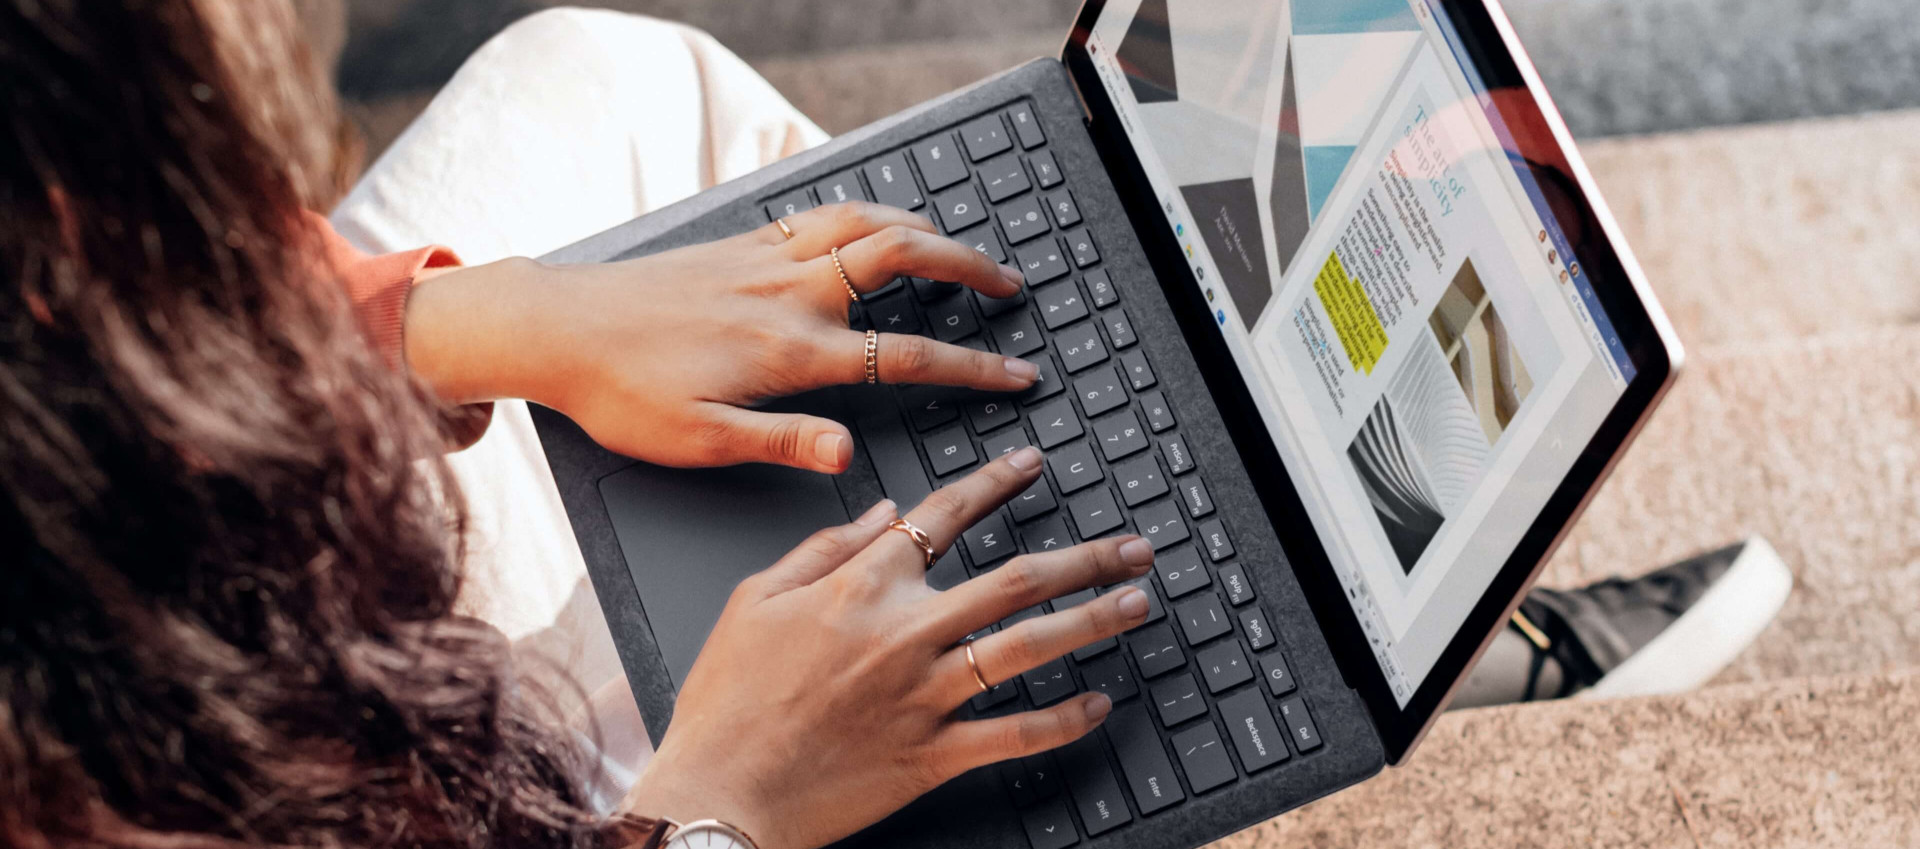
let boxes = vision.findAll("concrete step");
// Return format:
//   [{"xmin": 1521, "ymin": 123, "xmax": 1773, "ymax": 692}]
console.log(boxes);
[
  {"xmin": 1210, "ymin": 670, "xmax": 1919, "ymax": 847},
  {"xmin": 1535, "ymin": 324, "xmax": 1920, "ymax": 686},
  {"xmin": 1578, "ymin": 108, "xmax": 1920, "ymax": 349}
]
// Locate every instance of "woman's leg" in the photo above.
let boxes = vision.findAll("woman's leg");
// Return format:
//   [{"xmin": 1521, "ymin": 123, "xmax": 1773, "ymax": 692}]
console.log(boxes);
[{"xmin": 327, "ymin": 8, "xmax": 827, "ymax": 807}]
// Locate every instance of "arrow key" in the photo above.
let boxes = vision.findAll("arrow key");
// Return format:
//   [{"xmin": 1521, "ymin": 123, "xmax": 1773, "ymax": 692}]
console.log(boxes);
[{"xmin": 1020, "ymin": 797, "xmax": 1079, "ymax": 849}]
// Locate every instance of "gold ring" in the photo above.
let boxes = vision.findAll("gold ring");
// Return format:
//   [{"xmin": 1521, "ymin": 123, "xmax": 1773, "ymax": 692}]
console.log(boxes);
[
  {"xmin": 776, "ymin": 217, "xmax": 795, "ymax": 240},
  {"xmin": 864, "ymin": 329, "xmax": 879, "ymax": 384},
  {"xmin": 963, "ymin": 640, "xmax": 992, "ymax": 694},
  {"xmin": 887, "ymin": 518, "xmax": 936, "ymax": 569},
  {"xmin": 832, "ymin": 246, "xmax": 860, "ymax": 303}
]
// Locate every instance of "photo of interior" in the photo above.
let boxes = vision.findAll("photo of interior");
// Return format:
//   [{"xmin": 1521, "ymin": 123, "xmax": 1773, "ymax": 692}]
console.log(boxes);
[{"xmin": 1427, "ymin": 256, "xmax": 1535, "ymax": 444}]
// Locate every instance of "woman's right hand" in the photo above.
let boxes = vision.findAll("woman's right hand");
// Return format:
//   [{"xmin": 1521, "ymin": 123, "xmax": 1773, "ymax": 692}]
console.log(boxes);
[{"xmin": 622, "ymin": 446, "xmax": 1156, "ymax": 849}]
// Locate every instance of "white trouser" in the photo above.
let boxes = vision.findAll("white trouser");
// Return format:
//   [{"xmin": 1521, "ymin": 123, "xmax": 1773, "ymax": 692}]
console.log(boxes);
[{"xmin": 328, "ymin": 8, "xmax": 828, "ymax": 808}]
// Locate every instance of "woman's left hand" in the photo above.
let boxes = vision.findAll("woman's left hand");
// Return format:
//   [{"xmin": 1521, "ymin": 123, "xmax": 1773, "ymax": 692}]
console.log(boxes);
[{"xmin": 402, "ymin": 202, "xmax": 1034, "ymax": 472}]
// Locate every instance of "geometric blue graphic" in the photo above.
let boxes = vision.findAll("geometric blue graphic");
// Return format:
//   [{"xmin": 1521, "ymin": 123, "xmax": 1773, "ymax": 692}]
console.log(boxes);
[
  {"xmin": 1292, "ymin": 0, "xmax": 1421, "ymax": 36},
  {"xmin": 1304, "ymin": 145, "xmax": 1358, "ymax": 222}
]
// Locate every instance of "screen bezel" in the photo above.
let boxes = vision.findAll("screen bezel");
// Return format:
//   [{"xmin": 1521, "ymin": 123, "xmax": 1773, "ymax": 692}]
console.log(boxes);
[{"xmin": 1061, "ymin": 0, "xmax": 1682, "ymax": 764}]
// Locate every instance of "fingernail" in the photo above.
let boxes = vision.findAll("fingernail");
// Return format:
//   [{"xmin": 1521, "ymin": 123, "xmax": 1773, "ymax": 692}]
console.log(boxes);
[
  {"xmin": 1118, "ymin": 537, "xmax": 1153, "ymax": 568},
  {"xmin": 856, "ymin": 499, "xmax": 895, "ymax": 527},
  {"xmin": 1115, "ymin": 586, "xmax": 1150, "ymax": 619},
  {"xmin": 1007, "ymin": 446, "xmax": 1043, "ymax": 471},
  {"xmin": 814, "ymin": 432, "xmax": 850, "ymax": 470},
  {"xmin": 1000, "ymin": 264, "xmax": 1025, "ymax": 287},
  {"xmin": 1085, "ymin": 692, "xmax": 1114, "ymax": 722},
  {"xmin": 1004, "ymin": 357, "xmax": 1039, "ymax": 383}
]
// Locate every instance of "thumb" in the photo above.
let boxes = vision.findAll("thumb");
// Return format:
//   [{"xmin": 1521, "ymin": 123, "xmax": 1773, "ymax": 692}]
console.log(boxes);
[{"xmin": 699, "ymin": 405, "xmax": 855, "ymax": 473}]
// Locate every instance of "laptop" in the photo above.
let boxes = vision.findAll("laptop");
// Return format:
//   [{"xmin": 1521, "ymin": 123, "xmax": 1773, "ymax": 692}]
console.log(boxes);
[{"xmin": 531, "ymin": 1, "xmax": 1683, "ymax": 847}]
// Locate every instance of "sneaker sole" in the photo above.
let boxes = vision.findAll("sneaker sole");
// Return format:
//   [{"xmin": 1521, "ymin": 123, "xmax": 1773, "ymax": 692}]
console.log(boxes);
[{"xmin": 1580, "ymin": 537, "xmax": 1793, "ymax": 700}]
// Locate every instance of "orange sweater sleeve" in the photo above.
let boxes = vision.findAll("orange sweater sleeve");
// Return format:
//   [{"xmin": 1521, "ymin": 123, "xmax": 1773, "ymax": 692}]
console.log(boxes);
[{"xmin": 307, "ymin": 211, "xmax": 493, "ymax": 448}]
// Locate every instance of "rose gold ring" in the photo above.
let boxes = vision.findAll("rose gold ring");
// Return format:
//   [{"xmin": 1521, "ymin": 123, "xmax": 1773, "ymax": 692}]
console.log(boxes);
[
  {"xmin": 887, "ymin": 518, "xmax": 936, "ymax": 569},
  {"xmin": 963, "ymin": 640, "xmax": 991, "ymax": 694},
  {"xmin": 776, "ymin": 217, "xmax": 796, "ymax": 240},
  {"xmin": 864, "ymin": 330, "xmax": 879, "ymax": 384},
  {"xmin": 832, "ymin": 246, "xmax": 860, "ymax": 303}
]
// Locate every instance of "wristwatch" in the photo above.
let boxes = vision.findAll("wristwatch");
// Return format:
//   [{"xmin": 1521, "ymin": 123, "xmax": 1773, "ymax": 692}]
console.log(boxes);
[{"xmin": 651, "ymin": 818, "xmax": 760, "ymax": 849}]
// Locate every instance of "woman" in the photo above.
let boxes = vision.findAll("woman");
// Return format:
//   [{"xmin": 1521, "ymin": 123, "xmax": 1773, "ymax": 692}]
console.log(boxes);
[{"xmin": 0, "ymin": 3, "xmax": 1152, "ymax": 849}]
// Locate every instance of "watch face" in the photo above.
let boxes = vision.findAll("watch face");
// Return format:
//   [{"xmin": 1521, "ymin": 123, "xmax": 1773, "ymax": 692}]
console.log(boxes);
[{"xmin": 664, "ymin": 823, "xmax": 751, "ymax": 849}]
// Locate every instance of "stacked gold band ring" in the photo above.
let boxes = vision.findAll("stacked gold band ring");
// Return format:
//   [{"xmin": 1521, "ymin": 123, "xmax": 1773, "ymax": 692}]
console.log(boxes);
[
  {"xmin": 831, "ymin": 246, "xmax": 859, "ymax": 303},
  {"xmin": 887, "ymin": 518, "xmax": 936, "ymax": 569},
  {"xmin": 864, "ymin": 330, "xmax": 879, "ymax": 384},
  {"xmin": 776, "ymin": 218, "xmax": 795, "ymax": 240}
]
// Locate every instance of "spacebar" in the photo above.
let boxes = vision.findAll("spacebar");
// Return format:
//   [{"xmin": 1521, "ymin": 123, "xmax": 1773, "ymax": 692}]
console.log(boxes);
[{"xmin": 849, "ymin": 387, "xmax": 933, "ymax": 512}]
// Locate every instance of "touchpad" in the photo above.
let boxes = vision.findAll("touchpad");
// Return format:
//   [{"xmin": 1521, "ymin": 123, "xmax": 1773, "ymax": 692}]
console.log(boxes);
[{"xmin": 599, "ymin": 461, "xmax": 850, "ymax": 689}]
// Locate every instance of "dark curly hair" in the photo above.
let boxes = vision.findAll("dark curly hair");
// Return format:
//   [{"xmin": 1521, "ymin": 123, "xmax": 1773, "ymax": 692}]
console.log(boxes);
[{"xmin": 0, "ymin": 2, "xmax": 616, "ymax": 847}]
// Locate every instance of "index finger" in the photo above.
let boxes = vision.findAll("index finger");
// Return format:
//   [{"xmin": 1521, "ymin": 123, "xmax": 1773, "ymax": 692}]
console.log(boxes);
[{"xmin": 860, "ymin": 447, "xmax": 1045, "ymax": 582}]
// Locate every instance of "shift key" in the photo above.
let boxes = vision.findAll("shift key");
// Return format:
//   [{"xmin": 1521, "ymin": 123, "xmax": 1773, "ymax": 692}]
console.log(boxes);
[
  {"xmin": 1057, "ymin": 734, "xmax": 1133, "ymax": 835},
  {"xmin": 1106, "ymin": 703, "xmax": 1186, "ymax": 815}
]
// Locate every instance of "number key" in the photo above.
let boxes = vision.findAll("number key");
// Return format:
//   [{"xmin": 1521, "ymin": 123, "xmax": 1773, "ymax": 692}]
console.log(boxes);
[
  {"xmin": 1074, "ymin": 366, "xmax": 1128, "ymax": 417},
  {"xmin": 1111, "ymin": 454, "xmax": 1169, "ymax": 507},
  {"xmin": 1034, "ymin": 280, "xmax": 1089, "ymax": 330},
  {"xmin": 1057, "ymin": 324, "xmax": 1109, "ymax": 373}
]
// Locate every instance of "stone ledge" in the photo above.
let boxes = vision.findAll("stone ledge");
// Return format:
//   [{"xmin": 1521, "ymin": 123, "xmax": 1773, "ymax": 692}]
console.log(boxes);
[{"xmin": 1212, "ymin": 672, "xmax": 1918, "ymax": 848}]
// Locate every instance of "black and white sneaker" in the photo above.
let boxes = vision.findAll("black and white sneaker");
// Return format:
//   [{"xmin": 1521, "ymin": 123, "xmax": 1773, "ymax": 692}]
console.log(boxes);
[{"xmin": 1451, "ymin": 537, "xmax": 1793, "ymax": 709}]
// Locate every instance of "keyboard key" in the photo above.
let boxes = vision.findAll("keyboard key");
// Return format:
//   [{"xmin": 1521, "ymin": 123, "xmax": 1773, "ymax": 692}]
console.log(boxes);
[
  {"xmin": 1003, "ymin": 604, "xmax": 1046, "ymax": 631},
  {"xmin": 984, "ymin": 427, "xmax": 1032, "ymax": 460},
  {"xmin": 1001, "ymin": 757, "xmax": 1041, "ymax": 807},
  {"xmin": 1259, "ymin": 653, "xmax": 1297, "ymax": 697},
  {"xmin": 924, "ymin": 425, "xmax": 978, "ymax": 477},
  {"xmin": 972, "ymin": 674, "xmax": 1020, "ymax": 712},
  {"xmin": 1179, "ymin": 478, "xmax": 1214, "ymax": 519},
  {"xmin": 1014, "ymin": 239, "xmax": 1071, "ymax": 285},
  {"xmin": 813, "ymin": 169, "xmax": 869, "ymax": 205},
  {"xmin": 1162, "ymin": 436, "xmax": 1195, "ymax": 474},
  {"xmin": 1120, "ymin": 349, "xmax": 1156, "ymax": 391},
  {"xmin": 1197, "ymin": 518, "xmax": 1234, "ymax": 562},
  {"xmin": 1196, "ymin": 641, "xmax": 1253, "ymax": 694},
  {"xmin": 901, "ymin": 386, "xmax": 958, "ymax": 430},
  {"xmin": 764, "ymin": 187, "xmax": 814, "ymax": 220},
  {"xmin": 1049, "ymin": 586, "xmax": 1097, "ymax": 613},
  {"xmin": 1057, "ymin": 324, "xmax": 1109, "ymax": 373},
  {"xmin": 1058, "ymin": 734, "xmax": 1132, "ymax": 836},
  {"xmin": 1218, "ymin": 562, "xmax": 1256, "ymax": 606},
  {"xmin": 1048, "ymin": 191, "xmax": 1083, "ymax": 228},
  {"xmin": 960, "ymin": 336, "xmax": 993, "ymax": 353},
  {"xmin": 1155, "ymin": 546, "xmax": 1209, "ymax": 599},
  {"xmin": 1170, "ymin": 722, "xmax": 1237, "ymax": 794},
  {"xmin": 1034, "ymin": 280, "xmax": 1089, "ymax": 330},
  {"xmin": 929, "ymin": 546, "xmax": 968, "ymax": 590},
  {"xmin": 1030, "ymin": 150, "xmax": 1065, "ymax": 188},
  {"xmin": 933, "ymin": 183, "xmax": 988, "ymax": 233},
  {"xmin": 1047, "ymin": 442, "xmax": 1103, "ymax": 494},
  {"xmin": 1107, "ymin": 703, "xmax": 1184, "ymax": 815},
  {"xmin": 989, "ymin": 310, "xmax": 1045, "ymax": 357},
  {"xmin": 1174, "ymin": 592, "xmax": 1232, "ymax": 646},
  {"xmin": 1073, "ymin": 635, "xmax": 1119, "ymax": 662},
  {"xmin": 864, "ymin": 152, "xmax": 924, "ymax": 210},
  {"xmin": 1084, "ymin": 269, "xmax": 1118, "ymax": 308},
  {"xmin": 998, "ymin": 195, "xmax": 1050, "ymax": 245},
  {"xmin": 1023, "ymin": 657, "xmax": 1076, "ymax": 706},
  {"xmin": 1112, "ymin": 454, "xmax": 1169, "ymax": 507},
  {"xmin": 1103, "ymin": 309, "xmax": 1137, "ymax": 349},
  {"xmin": 925, "ymin": 292, "xmax": 980, "ymax": 342},
  {"xmin": 956, "ymin": 223, "xmax": 1008, "ymax": 263},
  {"xmin": 1141, "ymin": 390, "xmax": 1176, "ymax": 432},
  {"xmin": 1068, "ymin": 487, "xmax": 1124, "ymax": 538},
  {"xmin": 1094, "ymin": 410, "xmax": 1149, "ymax": 461},
  {"xmin": 1022, "ymin": 513, "xmax": 1074, "ymax": 553},
  {"xmin": 1008, "ymin": 103, "xmax": 1047, "ymax": 149},
  {"xmin": 964, "ymin": 510, "xmax": 1017, "ymax": 567},
  {"xmin": 912, "ymin": 134, "xmax": 969, "ymax": 191},
  {"xmin": 910, "ymin": 276, "xmax": 960, "ymax": 302},
  {"xmin": 1020, "ymin": 355, "xmax": 1065, "ymax": 403},
  {"xmin": 960, "ymin": 114, "xmax": 1014, "ymax": 161},
  {"xmin": 979, "ymin": 154, "xmax": 1031, "ymax": 203},
  {"xmin": 1009, "ymin": 476, "xmax": 1059, "ymax": 524},
  {"xmin": 1277, "ymin": 697, "xmax": 1323, "ymax": 752},
  {"xmin": 866, "ymin": 292, "xmax": 920, "ymax": 334},
  {"xmin": 976, "ymin": 287, "xmax": 1026, "ymax": 318},
  {"xmin": 1021, "ymin": 798, "xmax": 1078, "ymax": 849},
  {"xmin": 1107, "ymin": 575, "xmax": 1165, "ymax": 627},
  {"xmin": 1074, "ymin": 366, "xmax": 1127, "ymax": 417},
  {"xmin": 967, "ymin": 397, "xmax": 1019, "ymax": 433},
  {"xmin": 1150, "ymin": 672, "xmax": 1208, "ymax": 727},
  {"xmin": 1218, "ymin": 689, "xmax": 1290, "ymax": 773},
  {"xmin": 1065, "ymin": 229, "xmax": 1100, "ymax": 268},
  {"xmin": 1028, "ymin": 398, "xmax": 1083, "ymax": 449},
  {"xmin": 1240, "ymin": 606, "xmax": 1275, "ymax": 651},
  {"xmin": 1080, "ymin": 652, "xmax": 1139, "ymax": 703},
  {"xmin": 1129, "ymin": 623, "xmax": 1185, "ymax": 678}
]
